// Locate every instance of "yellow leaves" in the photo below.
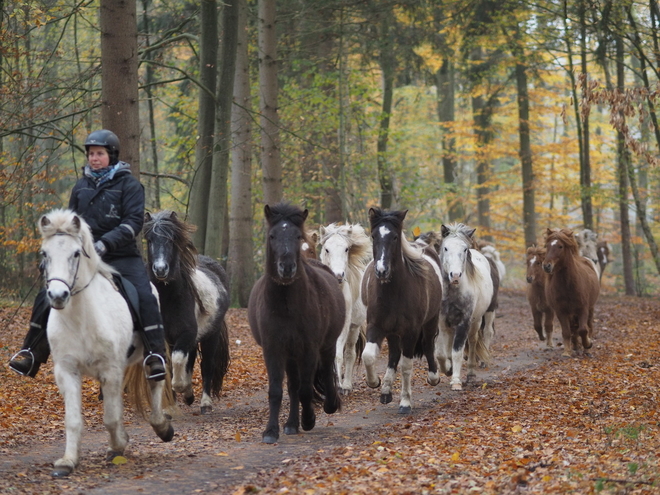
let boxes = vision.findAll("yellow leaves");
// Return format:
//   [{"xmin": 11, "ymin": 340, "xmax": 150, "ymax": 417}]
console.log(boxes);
[
  {"xmin": 235, "ymin": 431, "xmax": 241, "ymax": 442},
  {"xmin": 511, "ymin": 425, "xmax": 523, "ymax": 433},
  {"xmin": 111, "ymin": 456, "xmax": 128, "ymax": 465},
  {"xmin": 413, "ymin": 43, "xmax": 443, "ymax": 74},
  {"xmin": 451, "ymin": 452, "xmax": 461, "ymax": 462}
]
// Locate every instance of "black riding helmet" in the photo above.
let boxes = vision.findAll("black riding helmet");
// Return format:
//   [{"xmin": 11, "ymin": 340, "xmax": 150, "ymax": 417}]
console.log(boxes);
[{"xmin": 85, "ymin": 129, "xmax": 120, "ymax": 165}]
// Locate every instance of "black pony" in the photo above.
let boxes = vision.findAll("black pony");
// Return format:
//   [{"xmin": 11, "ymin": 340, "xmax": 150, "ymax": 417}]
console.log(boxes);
[
  {"xmin": 361, "ymin": 208, "xmax": 443, "ymax": 414},
  {"xmin": 144, "ymin": 210, "xmax": 230, "ymax": 414},
  {"xmin": 248, "ymin": 203, "xmax": 345, "ymax": 444}
]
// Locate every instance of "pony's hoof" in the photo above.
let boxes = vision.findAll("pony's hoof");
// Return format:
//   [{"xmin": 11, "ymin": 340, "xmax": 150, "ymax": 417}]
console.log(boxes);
[
  {"xmin": 301, "ymin": 414, "xmax": 316, "ymax": 431},
  {"xmin": 158, "ymin": 425, "xmax": 175, "ymax": 442},
  {"xmin": 200, "ymin": 405, "xmax": 212, "ymax": 415},
  {"xmin": 52, "ymin": 465, "xmax": 73, "ymax": 478},
  {"xmin": 340, "ymin": 387, "xmax": 351, "ymax": 396},
  {"xmin": 366, "ymin": 377, "xmax": 381, "ymax": 389},
  {"xmin": 262, "ymin": 434, "xmax": 279, "ymax": 444},
  {"xmin": 380, "ymin": 392, "xmax": 392, "ymax": 404},
  {"xmin": 450, "ymin": 383, "xmax": 463, "ymax": 391},
  {"xmin": 185, "ymin": 395, "xmax": 195, "ymax": 406},
  {"xmin": 427, "ymin": 372, "xmax": 440, "ymax": 386},
  {"xmin": 398, "ymin": 405, "xmax": 412, "ymax": 415},
  {"xmin": 284, "ymin": 425, "xmax": 299, "ymax": 435}
]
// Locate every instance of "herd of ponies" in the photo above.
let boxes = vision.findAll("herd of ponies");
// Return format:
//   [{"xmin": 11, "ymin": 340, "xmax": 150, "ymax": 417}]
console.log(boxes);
[{"xmin": 23, "ymin": 205, "xmax": 613, "ymax": 476}]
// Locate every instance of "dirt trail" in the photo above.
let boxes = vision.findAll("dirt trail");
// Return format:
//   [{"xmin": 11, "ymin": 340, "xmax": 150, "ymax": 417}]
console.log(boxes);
[{"xmin": 1, "ymin": 289, "xmax": 597, "ymax": 494}]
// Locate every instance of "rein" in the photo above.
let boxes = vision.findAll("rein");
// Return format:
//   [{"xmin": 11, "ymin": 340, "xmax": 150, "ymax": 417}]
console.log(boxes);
[{"xmin": 44, "ymin": 232, "xmax": 94, "ymax": 297}]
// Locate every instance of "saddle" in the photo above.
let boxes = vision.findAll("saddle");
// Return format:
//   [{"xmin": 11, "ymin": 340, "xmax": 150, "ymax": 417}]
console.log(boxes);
[{"xmin": 112, "ymin": 274, "xmax": 142, "ymax": 330}]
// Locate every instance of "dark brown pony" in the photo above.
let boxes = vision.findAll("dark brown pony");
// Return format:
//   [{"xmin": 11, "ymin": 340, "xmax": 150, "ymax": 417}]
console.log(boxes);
[
  {"xmin": 596, "ymin": 240, "xmax": 612, "ymax": 281},
  {"xmin": 543, "ymin": 228, "xmax": 600, "ymax": 356},
  {"xmin": 248, "ymin": 203, "xmax": 345, "ymax": 444},
  {"xmin": 361, "ymin": 208, "xmax": 442, "ymax": 413},
  {"xmin": 525, "ymin": 245, "xmax": 554, "ymax": 347}
]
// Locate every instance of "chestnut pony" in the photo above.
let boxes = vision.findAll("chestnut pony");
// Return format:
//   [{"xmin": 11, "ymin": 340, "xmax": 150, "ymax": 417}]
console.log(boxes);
[
  {"xmin": 525, "ymin": 246, "xmax": 554, "ymax": 347},
  {"xmin": 543, "ymin": 228, "xmax": 600, "ymax": 356}
]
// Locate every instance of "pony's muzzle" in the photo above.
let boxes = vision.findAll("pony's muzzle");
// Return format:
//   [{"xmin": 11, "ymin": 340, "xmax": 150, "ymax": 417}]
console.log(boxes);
[
  {"xmin": 542, "ymin": 263, "xmax": 553, "ymax": 274},
  {"xmin": 526, "ymin": 276, "xmax": 533, "ymax": 283},
  {"xmin": 277, "ymin": 260, "xmax": 297, "ymax": 280},
  {"xmin": 449, "ymin": 272, "xmax": 462, "ymax": 284},
  {"xmin": 47, "ymin": 288, "xmax": 70, "ymax": 309},
  {"xmin": 152, "ymin": 261, "xmax": 170, "ymax": 280},
  {"xmin": 375, "ymin": 267, "xmax": 390, "ymax": 281}
]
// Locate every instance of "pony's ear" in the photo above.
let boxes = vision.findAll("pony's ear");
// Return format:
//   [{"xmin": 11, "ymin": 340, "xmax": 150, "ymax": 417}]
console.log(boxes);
[
  {"xmin": 310, "ymin": 231, "xmax": 319, "ymax": 244},
  {"xmin": 71, "ymin": 215, "xmax": 81, "ymax": 233},
  {"xmin": 319, "ymin": 225, "xmax": 326, "ymax": 238},
  {"xmin": 171, "ymin": 211, "xmax": 178, "ymax": 220},
  {"xmin": 441, "ymin": 225, "xmax": 450, "ymax": 238},
  {"xmin": 40, "ymin": 215, "xmax": 51, "ymax": 229},
  {"xmin": 368, "ymin": 207, "xmax": 378, "ymax": 221},
  {"xmin": 397, "ymin": 210, "xmax": 408, "ymax": 222},
  {"xmin": 264, "ymin": 204, "xmax": 272, "ymax": 221},
  {"xmin": 144, "ymin": 211, "xmax": 152, "ymax": 222},
  {"xmin": 302, "ymin": 209, "xmax": 309, "ymax": 222},
  {"xmin": 466, "ymin": 228, "xmax": 476, "ymax": 239}
]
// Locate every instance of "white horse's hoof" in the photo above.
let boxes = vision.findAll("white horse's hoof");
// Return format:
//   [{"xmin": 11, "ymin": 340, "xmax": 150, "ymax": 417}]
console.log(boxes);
[
  {"xmin": 427, "ymin": 372, "xmax": 440, "ymax": 386},
  {"xmin": 52, "ymin": 460, "xmax": 75, "ymax": 478},
  {"xmin": 200, "ymin": 405, "xmax": 212, "ymax": 415},
  {"xmin": 366, "ymin": 377, "xmax": 381, "ymax": 389},
  {"xmin": 398, "ymin": 405, "xmax": 412, "ymax": 415},
  {"xmin": 450, "ymin": 382, "xmax": 463, "ymax": 391}
]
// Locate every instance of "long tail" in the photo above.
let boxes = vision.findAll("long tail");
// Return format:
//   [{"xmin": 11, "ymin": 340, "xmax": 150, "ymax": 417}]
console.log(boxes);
[
  {"xmin": 473, "ymin": 326, "xmax": 491, "ymax": 366},
  {"xmin": 208, "ymin": 319, "xmax": 231, "ymax": 397},
  {"xmin": 124, "ymin": 346, "xmax": 175, "ymax": 419},
  {"xmin": 354, "ymin": 324, "xmax": 366, "ymax": 365}
]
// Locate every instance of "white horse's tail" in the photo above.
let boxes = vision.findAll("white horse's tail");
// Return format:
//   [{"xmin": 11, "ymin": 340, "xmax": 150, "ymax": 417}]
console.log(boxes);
[
  {"xmin": 474, "ymin": 326, "xmax": 491, "ymax": 366},
  {"xmin": 123, "ymin": 359, "xmax": 175, "ymax": 419}
]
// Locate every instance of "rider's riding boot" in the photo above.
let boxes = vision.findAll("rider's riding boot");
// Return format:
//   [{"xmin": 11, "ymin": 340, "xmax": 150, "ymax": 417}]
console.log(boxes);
[
  {"xmin": 142, "ymin": 323, "xmax": 167, "ymax": 382},
  {"xmin": 9, "ymin": 291, "xmax": 51, "ymax": 378}
]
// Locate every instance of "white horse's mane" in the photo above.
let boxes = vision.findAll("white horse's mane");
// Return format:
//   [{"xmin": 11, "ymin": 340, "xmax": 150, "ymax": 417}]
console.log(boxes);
[
  {"xmin": 320, "ymin": 223, "xmax": 372, "ymax": 294},
  {"xmin": 40, "ymin": 209, "xmax": 117, "ymax": 282}
]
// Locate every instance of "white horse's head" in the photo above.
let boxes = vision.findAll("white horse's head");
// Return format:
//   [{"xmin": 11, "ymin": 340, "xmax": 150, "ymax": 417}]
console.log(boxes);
[
  {"xmin": 320, "ymin": 223, "xmax": 372, "ymax": 284},
  {"xmin": 440, "ymin": 223, "xmax": 476, "ymax": 285},
  {"xmin": 38, "ymin": 209, "xmax": 99, "ymax": 309}
]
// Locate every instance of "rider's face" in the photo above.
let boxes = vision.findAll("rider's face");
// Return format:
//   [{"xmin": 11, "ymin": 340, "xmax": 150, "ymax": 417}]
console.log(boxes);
[{"xmin": 87, "ymin": 146, "xmax": 110, "ymax": 171}]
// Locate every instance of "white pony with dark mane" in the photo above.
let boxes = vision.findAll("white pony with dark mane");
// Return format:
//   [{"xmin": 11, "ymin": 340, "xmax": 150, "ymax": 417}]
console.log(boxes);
[
  {"xmin": 319, "ymin": 222, "xmax": 371, "ymax": 394},
  {"xmin": 37, "ymin": 209, "xmax": 173, "ymax": 477},
  {"xmin": 435, "ymin": 223, "xmax": 494, "ymax": 391}
]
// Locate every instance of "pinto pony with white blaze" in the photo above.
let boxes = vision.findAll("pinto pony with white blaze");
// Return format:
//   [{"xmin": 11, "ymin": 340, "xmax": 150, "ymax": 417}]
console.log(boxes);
[
  {"xmin": 435, "ymin": 223, "xmax": 494, "ymax": 391},
  {"xmin": 543, "ymin": 228, "xmax": 600, "ymax": 357},
  {"xmin": 526, "ymin": 245, "xmax": 555, "ymax": 347},
  {"xmin": 36, "ymin": 209, "xmax": 173, "ymax": 477},
  {"xmin": 361, "ymin": 208, "xmax": 443, "ymax": 414},
  {"xmin": 143, "ymin": 210, "xmax": 231, "ymax": 414},
  {"xmin": 319, "ymin": 223, "xmax": 371, "ymax": 394},
  {"xmin": 248, "ymin": 203, "xmax": 345, "ymax": 444}
]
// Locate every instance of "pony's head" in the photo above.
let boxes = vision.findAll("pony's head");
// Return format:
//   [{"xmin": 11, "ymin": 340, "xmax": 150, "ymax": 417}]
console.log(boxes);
[
  {"xmin": 525, "ymin": 245, "xmax": 546, "ymax": 283},
  {"xmin": 414, "ymin": 231, "xmax": 441, "ymax": 254},
  {"xmin": 38, "ymin": 209, "xmax": 98, "ymax": 309},
  {"xmin": 440, "ymin": 223, "xmax": 477, "ymax": 285},
  {"xmin": 301, "ymin": 230, "xmax": 318, "ymax": 260},
  {"xmin": 320, "ymin": 223, "xmax": 371, "ymax": 283},
  {"xmin": 368, "ymin": 208, "xmax": 405, "ymax": 282},
  {"xmin": 543, "ymin": 228, "xmax": 578, "ymax": 274},
  {"xmin": 264, "ymin": 203, "xmax": 308, "ymax": 284},
  {"xmin": 575, "ymin": 229, "xmax": 598, "ymax": 261},
  {"xmin": 144, "ymin": 210, "xmax": 197, "ymax": 282}
]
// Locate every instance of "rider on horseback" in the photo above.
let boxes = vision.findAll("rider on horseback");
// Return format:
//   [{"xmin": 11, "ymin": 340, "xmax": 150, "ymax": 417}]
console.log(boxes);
[{"xmin": 9, "ymin": 130, "xmax": 167, "ymax": 381}]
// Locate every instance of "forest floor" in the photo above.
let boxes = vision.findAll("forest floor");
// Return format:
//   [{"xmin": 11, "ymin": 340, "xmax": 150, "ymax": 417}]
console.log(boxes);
[{"xmin": 1, "ymin": 288, "xmax": 660, "ymax": 494}]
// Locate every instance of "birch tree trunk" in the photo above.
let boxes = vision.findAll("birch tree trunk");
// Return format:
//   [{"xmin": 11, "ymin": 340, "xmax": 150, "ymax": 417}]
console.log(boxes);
[
  {"xmin": 258, "ymin": 0, "xmax": 282, "ymax": 205},
  {"xmin": 377, "ymin": 7, "xmax": 394, "ymax": 210},
  {"xmin": 100, "ymin": 0, "xmax": 140, "ymax": 177},
  {"xmin": 228, "ymin": 0, "xmax": 254, "ymax": 307}
]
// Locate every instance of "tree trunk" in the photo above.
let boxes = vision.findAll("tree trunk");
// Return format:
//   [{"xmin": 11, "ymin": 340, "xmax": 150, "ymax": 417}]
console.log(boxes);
[
  {"xmin": 578, "ymin": 0, "xmax": 594, "ymax": 229},
  {"xmin": 258, "ymin": 0, "xmax": 282, "ymax": 206},
  {"xmin": 514, "ymin": 51, "xmax": 536, "ymax": 248},
  {"xmin": 142, "ymin": 0, "xmax": 160, "ymax": 210},
  {"xmin": 206, "ymin": 0, "xmax": 238, "ymax": 263},
  {"xmin": 377, "ymin": 7, "xmax": 394, "ymax": 210},
  {"xmin": 188, "ymin": 0, "xmax": 218, "ymax": 252},
  {"xmin": 100, "ymin": 0, "xmax": 140, "ymax": 177},
  {"xmin": 436, "ymin": 59, "xmax": 463, "ymax": 222},
  {"xmin": 228, "ymin": 0, "xmax": 254, "ymax": 307}
]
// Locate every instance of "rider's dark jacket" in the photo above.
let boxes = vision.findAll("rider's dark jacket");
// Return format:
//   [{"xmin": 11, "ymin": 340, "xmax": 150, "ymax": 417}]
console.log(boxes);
[{"xmin": 68, "ymin": 162, "xmax": 144, "ymax": 259}]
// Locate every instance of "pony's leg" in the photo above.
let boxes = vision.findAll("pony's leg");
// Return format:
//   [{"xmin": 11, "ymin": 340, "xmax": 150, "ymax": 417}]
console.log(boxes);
[
  {"xmin": 100, "ymin": 374, "xmax": 130, "ymax": 461},
  {"xmin": 263, "ymin": 355, "xmax": 285, "ymax": 443},
  {"xmin": 334, "ymin": 318, "xmax": 351, "ymax": 393},
  {"xmin": 52, "ymin": 364, "xmax": 83, "ymax": 477},
  {"xmin": 199, "ymin": 335, "xmax": 217, "ymax": 414},
  {"xmin": 578, "ymin": 310, "xmax": 593, "ymax": 351},
  {"xmin": 398, "ymin": 355, "xmax": 414, "ymax": 414},
  {"xmin": 423, "ymin": 318, "xmax": 440, "ymax": 386},
  {"xmin": 380, "ymin": 337, "xmax": 401, "ymax": 405},
  {"xmin": 543, "ymin": 310, "xmax": 555, "ymax": 348},
  {"xmin": 362, "ymin": 325, "xmax": 382, "ymax": 389},
  {"xmin": 341, "ymin": 322, "xmax": 361, "ymax": 394},
  {"xmin": 284, "ymin": 359, "xmax": 302, "ymax": 435},
  {"xmin": 147, "ymin": 379, "xmax": 175, "ymax": 442},
  {"xmin": 321, "ymin": 344, "xmax": 341, "ymax": 415},
  {"xmin": 465, "ymin": 321, "xmax": 483, "ymax": 384},
  {"xmin": 171, "ymin": 336, "xmax": 197, "ymax": 406},
  {"xmin": 556, "ymin": 314, "xmax": 573, "ymax": 357},
  {"xmin": 480, "ymin": 312, "xmax": 495, "ymax": 368},
  {"xmin": 532, "ymin": 308, "xmax": 545, "ymax": 341},
  {"xmin": 434, "ymin": 321, "xmax": 453, "ymax": 377},
  {"xmin": 450, "ymin": 322, "xmax": 470, "ymax": 391}
]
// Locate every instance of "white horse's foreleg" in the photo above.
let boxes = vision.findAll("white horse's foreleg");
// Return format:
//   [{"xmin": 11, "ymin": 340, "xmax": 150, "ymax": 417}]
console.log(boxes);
[
  {"xmin": 362, "ymin": 342, "xmax": 380, "ymax": 388},
  {"xmin": 53, "ymin": 364, "xmax": 83, "ymax": 477},
  {"xmin": 101, "ymin": 375, "xmax": 129, "ymax": 459},
  {"xmin": 398, "ymin": 356, "xmax": 413, "ymax": 414},
  {"xmin": 341, "ymin": 323, "xmax": 361, "ymax": 393},
  {"xmin": 148, "ymin": 380, "xmax": 174, "ymax": 442},
  {"xmin": 482, "ymin": 311, "xmax": 495, "ymax": 354},
  {"xmin": 171, "ymin": 350, "xmax": 194, "ymax": 402},
  {"xmin": 200, "ymin": 391, "xmax": 212, "ymax": 411},
  {"xmin": 335, "ymin": 318, "xmax": 351, "ymax": 392},
  {"xmin": 434, "ymin": 323, "xmax": 453, "ymax": 377}
]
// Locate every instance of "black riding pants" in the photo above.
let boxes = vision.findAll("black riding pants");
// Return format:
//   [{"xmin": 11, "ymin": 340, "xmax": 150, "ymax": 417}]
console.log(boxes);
[{"xmin": 21, "ymin": 255, "xmax": 166, "ymax": 364}]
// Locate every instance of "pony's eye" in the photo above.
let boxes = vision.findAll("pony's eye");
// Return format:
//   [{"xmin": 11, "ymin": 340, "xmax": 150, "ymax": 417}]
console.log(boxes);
[
  {"xmin": 345, "ymin": 247, "xmax": 349, "ymax": 252},
  {"xmin": 325, "ymin": 248, "xmax": 329, "ymax": 253},
  {"xmin": 74, "ymin": 251, "xmax": 81, "ymax": 258}
]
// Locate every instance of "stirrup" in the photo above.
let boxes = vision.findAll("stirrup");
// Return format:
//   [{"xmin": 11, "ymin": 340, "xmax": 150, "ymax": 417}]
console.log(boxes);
[
  {"xmin": 9, "ymin": 349, "xmax": 36, "ymax": 377},
  {"xmin": 143, "ymin": 353, "xmax": 166, "ymax": 381}
]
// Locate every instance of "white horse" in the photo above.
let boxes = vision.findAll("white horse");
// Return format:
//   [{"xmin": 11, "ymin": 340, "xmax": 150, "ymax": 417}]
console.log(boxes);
[
  {"xmin": 479, "ymin": 244, "xmax": 506, "ymax": 285},
  {"xmin": 435, "ymin": 223, "xmax": 494, "ymax": 391},
  {"xmin": 319, "ymin": 223, "xmax": 371, "ymax": 394},
  {"xmin": 37, "ymin": 209, "xmax": 174, "ymax": 477},
  {"xmin": 575, "ymin": 229, "xmax": 601, "ymax": 279}
]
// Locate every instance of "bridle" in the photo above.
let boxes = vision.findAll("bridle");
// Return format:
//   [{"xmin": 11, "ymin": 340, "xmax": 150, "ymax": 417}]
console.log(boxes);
[{"xmin": 43, "ymin": 232, "xmax": 94, "ymax": 297}]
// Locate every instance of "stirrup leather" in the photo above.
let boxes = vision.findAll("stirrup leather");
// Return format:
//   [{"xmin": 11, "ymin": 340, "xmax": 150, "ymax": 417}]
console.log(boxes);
[
  {"xmin": 9, "ymin": 349, "xmax": 36, "ymax": 376},
  {"xmin": 143, "ymin": 353, "xmax": 166, "ymax": 380}
]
